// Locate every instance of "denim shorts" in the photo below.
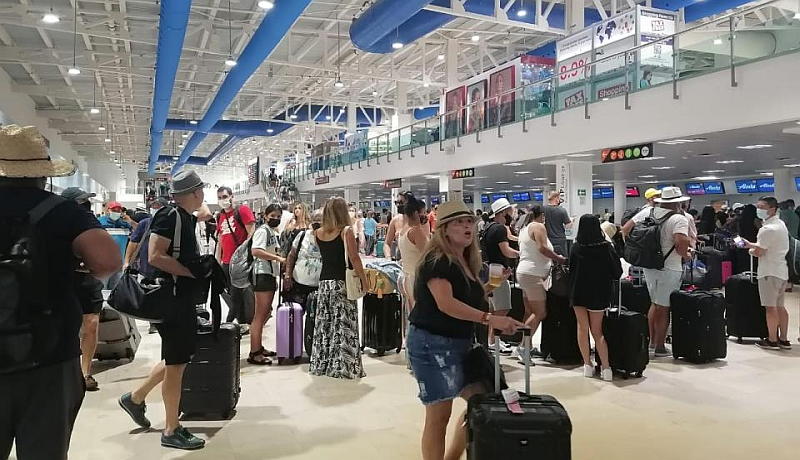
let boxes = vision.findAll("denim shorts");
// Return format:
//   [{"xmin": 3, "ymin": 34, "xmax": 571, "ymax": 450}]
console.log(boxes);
[
  {"xmin": 406, "ymin": 325, "xmax": 471, "ymax": 405},
  {"xmin": 642, "ymin": 268, "xmax": 682, "ymax": 307}
]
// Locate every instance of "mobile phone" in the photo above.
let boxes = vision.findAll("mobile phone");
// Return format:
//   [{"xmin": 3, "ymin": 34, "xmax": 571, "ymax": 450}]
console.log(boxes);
[{"xmin": 733, "ymin": 236, "xmax": 746, "ymax": 248}]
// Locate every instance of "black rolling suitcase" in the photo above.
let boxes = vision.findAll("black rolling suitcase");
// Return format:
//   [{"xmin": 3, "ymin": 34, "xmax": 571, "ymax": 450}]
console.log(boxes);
[
  {"xmin": 180, "ymin": 323, "xmax": 241, "ymax": 419},
  {"xmin": 620, "ymin": 278, "xmax": 651, "ymax": 315},
  {"xmin": 541, "ymin": 292, "xmax": 582, "ymax": 364},
  {"xmin": 602, "ymin": 281, "xmax": 649, "ymax": 378},
  {"xmin": 467, "ymin": 329, "xmax": 572, "ymax": 459},
  {"xmin": 361, "ymin": 293, "xmax": 402, "ymax": 356},
  {"xmin": 697, "ymin": 247, "xmax": 732, "ymax": 290},
  {"xmin": 724, "ymin": 256, "xmax": 767, "ymax": 342},
  {"xmin": 670, "ymin": 290, "xmax": 727, "ymax": 363}
]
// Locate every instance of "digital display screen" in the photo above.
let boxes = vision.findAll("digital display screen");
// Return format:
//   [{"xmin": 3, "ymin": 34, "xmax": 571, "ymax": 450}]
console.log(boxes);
[
  {"xmin": 656, "ymin": 183, "xmax": 676, "ymax": 189},
  {"xmin": 756, "ymin": 178, "xmax": 774, "ymax": 193},
  {"xmin": 735, "ymin": 179, "xmax": 758, "ymax": 193},
  {"xmin": 512, "ymin": 192, "xmax": 531, "ymax": 202},
  {"xmin": 373, "ymin": 201, "xmax": 382, "ymax": 207},
  {"xmin": 383, "ymin": 200, "xmax": 392, "ymax": 208},
  {"xmin": 796, "ymin": 177, "xmax": 800, "ymax": 192},
  {"xmin": 481, "ymin": 194, "xmax": 490, "ymax": 203},
  {"xmin": 593, "ymin": 187, "xmax": 613, "ymax": 199},
  {"xmin": 464, "ymin": 194, "xmax": 474, "ymax": 204},
  {"xmin": 685, "ymin": 182, "xmax": 705, "ymax": 195},
  {"xmin": 430, "ymin": 196, "xmax": 440, "ymax": 205},
  {"xmin": 592, "ymin": 188, "xmax": 601, "ymax": 199},
  {"xmin": 491, "ymin": 193, "xmax": 509, "ymax": 201},
  {"xmin": 703, "ymin": 181, "xmax": 725, "ymax": 195},
  {"xmin": 625, "ymin": 186, "xmax": 640, "ymax": 197},
  {"xmin": 532, "ymin": 190, "xmax": 544, "ymax": 201}
]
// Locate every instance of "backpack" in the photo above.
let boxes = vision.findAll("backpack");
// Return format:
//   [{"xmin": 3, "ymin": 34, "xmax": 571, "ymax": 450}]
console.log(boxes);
[
  {"xmin": 621, "ymin": 207, "xmax": 642, "ymax": 226},
  {"xmin": 623, "ymin": 208, "xmax": 676, "ymax": 269},
  {"xmin": 228, "ymin": 234, "xmax": 255, "ymax": 289},
  {"xmin": 479, "ymin": 222, "xmax": 498, "ymax": 262},
  {"xmin": 0, "ymin": 195, "xmax": 64, "ymax": 374},
  {"xmin": 787, "ymin": 235, "xmax": 800, "ymax": 284}
]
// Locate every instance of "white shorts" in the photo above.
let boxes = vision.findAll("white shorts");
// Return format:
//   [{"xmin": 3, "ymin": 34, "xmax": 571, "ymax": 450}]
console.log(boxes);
[
  {"xmin": 642, "ymin": 268, "xmax": 682, "ymax": 307},
  {"xmin": 517, "ymin": 273, "xmax": 547, "ymax": 302},
  {"xmin": 758, "ymin": 276, "xmax": 787, "ymax": 308}
]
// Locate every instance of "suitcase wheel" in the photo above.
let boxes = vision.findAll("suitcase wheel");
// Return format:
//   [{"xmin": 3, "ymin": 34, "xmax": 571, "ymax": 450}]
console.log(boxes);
[
  {"xmin": 377, "ymin": 347, "xmax": 385, "ymax": 357},
  {"xmin": 126, "ymin": 349, "xmax": 134, "ymax": 361},
  {"xmin": 396, "ymin": 346, "xmax": 402, "ymax": 354},
  {"xmin": 277, "ymin": 358, "xmax": 284, "ymax": 365},
  {"xmin": 635, "ymin": 371, "xmax": 643, "ymax": 378},
  {"xmin": 737, "ymin": 337, "xmax": 743, "ymax": 344}
]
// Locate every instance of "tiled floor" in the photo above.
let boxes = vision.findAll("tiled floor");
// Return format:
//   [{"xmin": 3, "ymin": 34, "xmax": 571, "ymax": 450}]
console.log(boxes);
[{"xmin": 29, "ymin": 294, "xmax": 800, "ymax": 460}]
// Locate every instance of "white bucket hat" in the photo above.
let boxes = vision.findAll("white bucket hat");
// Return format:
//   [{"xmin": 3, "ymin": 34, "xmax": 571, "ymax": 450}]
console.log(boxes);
[
  {"xmin": 490, "ymin": 197, "xmax": 516, "ymax": 216},
  {"xmin": 654, "ymin": 186, "xmax": 690, "ymax": 203},
  {"xmin": 0, "ymin": 125, "xmax": 76, "ymax": 178}
]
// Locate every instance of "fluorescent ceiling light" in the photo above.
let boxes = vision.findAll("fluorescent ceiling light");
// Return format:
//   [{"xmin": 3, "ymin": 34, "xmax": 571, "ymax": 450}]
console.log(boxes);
[
  {"xmin": 423, "ymin": 82, "xmax": 430, "ymax": 88},
  {"xmin": 67, "ymin": 67, "xmax": 80, "ymax": 75},
  {"xmin": 289, "ymin": 114, "xmax": 298, "ymax": 119},
  {"xmin": 325, "ymin": 115, "xmax": 331, "ymax": 120},
  {"xmin": 783, "ymin": 163, "xmax": 800, "ymax": 168},
  {"xmin": 179, "ymin": 143, "xmax": 185, "ymax": 148},
  {"xmin": 651, "ymin": 166, "xmax": 674, "ymax": 170},
  {"xmin": 794, "ymin": 12, "xmax": 800, "ymax": 19},
  {"xmin": 189, "ymin": 120, "xmax": 198, "ymax": 125},
  {"xmin": 392, "ymin": 41, "xmax": 403, "ymax": 50},
  {"xmin": 658, "ymin": 138, "xmax": 706, "ymax": 145},
  {"xmin": 42, "ymin": 12, "xmax": 60, "ymax": 23},
  {"xmin": 601, "ymin": 97, "xmax": 609, "ymax": 101},
  {"xmin": 566, "ymin": 153, "xmax": 593, "ymax": 158},
  {"xmin": 532, "ymin": 177, "xmax": 548, "ymax": 181},
  {"xmin": 90, "ymin": 108, "xmax": 100, "ymax": 115},
  {"xmin": 716, "ymin": 159, "xmax": 743, "ymax": 164},
  {"xmin": 225, "ymin": 58, "xmax": 237, "ymax": 67},
  {"xmin": 104, "ymin": 137, "xmax": 111, "ymax": 143},
  {"xmin": 514, "ymin": 171, "xmax": 531, "ymax": 174},
  {"xmin": 372, "ymin": 90, "xmax": 378, "ymax": 96},
  {"xmin": 759, "ymin": 172, "xmax": 774, "ymax": 176},
  {"xmin": 437, "ymin": 54, "xmax": 445, "ymax": 60},
  {"xmin": 484, "ymin": 187, "xmax": 494, "ymax": 190},
  {"xmin": 736, "ymin": 144, "xmax": 772, "ymax": 149},
  {"xmin": 713, "ymin": 38, "xmax": 723, "ymax": 45},
  {"xmin": 503, "ymin": 162, "xmax": 524, "ymax": 166},
  {"xmin": 109, "ymin": 150, "xmax": 115, "ymax": 155},
  {"xmin": 639, "ymin": 156, "xmax": 665, "ymax": 161},
  {"xmin": 424, "ymin": 174, "xmax": 439, "ymax": 179},
  {"xmin": 497, "ymin": 181, "xmax": 510, "ymax": 184},
  {"xmin": 257, "ymin": 0, "xmax": 274, "ymax": 9},
  {"xmin": 98, "ymin": 125, "xmax": 105, "ymax": 131},
  {"xmin": 638, "ymin": 174, "xmax": 656, "ymax": 178},
  {"xmin": 267, "ymin": 128, "xmax": 274, "ymax": 133},
  {"xmin": 334, "ymin": 78, "xmax": 344, "ymax": 88},
  {"xmin": 693, "ymin": 176, "xmax": 719, "ymax": 180},
  {"xmin": 703, "ymin": 169, "xmax": 725, "ymax": 173},
  {"xmin": 471, "ymin": 35, "xmax": 480, "ymax": 42},
  {"xmin": 597, "ymin": 183, "xmax": 613, "ymax": 187},
  {"xmin": 181, "ymin": 133, "xmax": 188, "ymax": 138},
  {"xmin": 517, "ymin": 9, "xmax": 527, "ymax": 17}
]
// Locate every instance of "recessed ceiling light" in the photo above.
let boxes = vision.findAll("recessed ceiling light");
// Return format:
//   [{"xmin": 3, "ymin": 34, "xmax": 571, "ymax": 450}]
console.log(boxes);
[
  {"xmin": 67, "ymin": 67, "xmax": 80, "ymax": 75},
  {"xmin": 471, "ymin": 35, "xmax": 480, "ymax": 42},
  {"xmin": 423, "ymin": 82, "xmax": 430, "ymax": 88},
  {"xmin": 716, "ymin": 160, "xmax": 743, "ymax": 164},
  {"xmin": 325, "ymin": 115, "xmax": 331, "ymax": 120},
  {"xmin": 372, "ymin": 90, "xmax": 378, "ymax": 96},
  {"xmin": 437, "ymin": 53, "xmax": 445, "ymax": 60},
  {"xmin": 257, "ymin": 0, "xmax": 274, "ymax": 9},
  {"xmin": 736, "ymin": 144, "xmax": 772, "ymax": 150},
  {"xmin": 225, "ymin": 58, "xmax": 237, "ymax": 67},
  {"xmin": 90, "ymin": 108, "xmax": 100, "ymax": 115},
  {"xmin": 517, "ymin": 8, "xmax": 527, "ymax": 17},
  {"xmin": 42, "ymin": 11, "xmax": 60, "ymax": 23},
  {"xmin": 503, "ymin": 162, "xmax": 524, "ymax": 166},
  {"xmin": 189, "ymin": 120, "xmax": 198, "ymax": 125}
]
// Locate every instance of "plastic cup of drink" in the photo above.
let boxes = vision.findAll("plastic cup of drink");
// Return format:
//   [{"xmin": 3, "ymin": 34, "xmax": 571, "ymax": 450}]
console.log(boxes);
[{"xmin": 489, "ymin": 263, "xmax": 504, "ymax": 286}]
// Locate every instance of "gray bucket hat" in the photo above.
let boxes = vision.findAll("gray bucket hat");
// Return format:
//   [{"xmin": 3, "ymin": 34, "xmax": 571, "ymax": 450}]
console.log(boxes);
[{"xmin": 170, "ymin": 170, "xmax": 205, "ymax": 195}]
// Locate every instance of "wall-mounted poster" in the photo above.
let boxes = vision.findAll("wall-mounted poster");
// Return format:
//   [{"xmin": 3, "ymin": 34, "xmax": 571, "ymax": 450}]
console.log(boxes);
[
  {"xmin": 444, "ymin": 86, "xmax": 465, "ymax": 138},
  {"xmin": 593, "ymin": 10, "xmax": 635, "ymax": 48},
  {"xmin": 466, "ymin": 80, "xmax": 487, "ymax": 133},
  {"xmin": 488, "ymin": 66, "xmax": 516, "ymax": 126}
]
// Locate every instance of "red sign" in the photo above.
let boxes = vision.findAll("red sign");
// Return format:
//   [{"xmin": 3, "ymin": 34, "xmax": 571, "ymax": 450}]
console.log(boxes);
[{"xmin": 315, "ymin": 176, "xmax": 330, "ymax": 185}]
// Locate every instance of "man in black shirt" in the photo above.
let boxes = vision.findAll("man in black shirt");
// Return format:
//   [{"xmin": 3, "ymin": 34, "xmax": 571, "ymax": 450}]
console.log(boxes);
[
  {"xmin": 118, "ymin": 170, "xmax": 207, "ymax": 450},
  {"xmin": 484, "ymin": 198, "xmax": 520, "ymax": 354},
  {"xmin": 0, "ymin": 124, "xmax": 121, "ymax": 460}
]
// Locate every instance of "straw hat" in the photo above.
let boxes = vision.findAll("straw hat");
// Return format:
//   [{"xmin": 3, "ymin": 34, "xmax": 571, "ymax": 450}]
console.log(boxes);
[
  {"xmin": 435, "ymin": 200, "xmax": 477, "ymax": 226},
  {"xmin": 654, "ymin": 186, "xmax": 690, "ymax": 203},
  {"xmin": 0, "ymin": 125, "xmax": 76, "ymax": 178}
]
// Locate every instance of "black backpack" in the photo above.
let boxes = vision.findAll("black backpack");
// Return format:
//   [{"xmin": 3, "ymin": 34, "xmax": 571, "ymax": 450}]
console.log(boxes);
[
  {"xmin": 620, "ymin": 207, "xmax": 642, "ymax": 226},
  {"xmin": 787, "ymin": 234, "xmax": 800, "ymax": 284},
  {"xmin": 479, "ymin": 222, "xmax": 498, "ymax": 262},
  {"xmin": 0, "ymin": 195, "xmax": 64, "ymax": 374},
  {"xmin": 623, "ymin": 208, "xmax": 676, "ymax": 269}
]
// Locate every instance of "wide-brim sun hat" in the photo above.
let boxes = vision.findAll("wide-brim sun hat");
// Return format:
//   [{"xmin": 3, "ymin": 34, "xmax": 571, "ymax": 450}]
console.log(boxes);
[
  {"xmin": 490, "ymin": 197, "xmax": 516, "ymax": 216},
  {"xmin": 654, "ymin": 186, "xmax": 690, "ymax": 203},
  {"xmin": 170, "ymin": 170, "xmax": 206, "ymax": 194},
  {"xmin": 0, "ymin": 125, "xmax": 76, "ymax": 178},
  {"xmin": 436, "ymin": 200, "xmax": 477, "ymax": 226}
]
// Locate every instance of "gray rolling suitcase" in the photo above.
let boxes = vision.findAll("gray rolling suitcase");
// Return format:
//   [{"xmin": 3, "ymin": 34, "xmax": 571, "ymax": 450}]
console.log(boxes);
[{"xmin": 94, "ymin": 290, "xmax": 141, "ymax": 361}]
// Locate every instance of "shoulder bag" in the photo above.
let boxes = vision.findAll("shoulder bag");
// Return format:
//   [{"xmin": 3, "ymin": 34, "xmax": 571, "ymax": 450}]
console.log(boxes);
[{"xmin": 342, "ymin": 226, "xmax": 365, "ymax": 300}]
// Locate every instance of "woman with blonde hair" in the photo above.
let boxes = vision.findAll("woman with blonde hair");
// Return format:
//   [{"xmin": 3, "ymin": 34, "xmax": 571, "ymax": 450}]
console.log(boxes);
[
  {"xmin": 406, "ymin": 201, "xmax": 523, "ymax": 460},
  {"xmin": 284, "ymin": 202, "xmax": 310, "ymax": 238},
  {"xmin": 309, "ymin": 197, "xmax": 368, "ymax": 379}
]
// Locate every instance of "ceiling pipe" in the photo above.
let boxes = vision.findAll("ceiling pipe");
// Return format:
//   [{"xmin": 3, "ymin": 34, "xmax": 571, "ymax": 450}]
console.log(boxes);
[
  {"xmin": 172, "ymin": 0, "xmax": 312, "ymax": 175},
  {"xmin": 146, "ymin": 0, "xmax": 192, "ymax": 175}
]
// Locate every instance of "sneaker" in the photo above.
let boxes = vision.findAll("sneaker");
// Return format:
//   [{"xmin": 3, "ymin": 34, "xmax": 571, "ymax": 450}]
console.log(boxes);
[
  {"xmin": 148, "ymin": 324, "xmax": 158, "ymax": 334},
  {"xmin": 515, "ymin": 347, "xmax": 536, "ymax": 365},
  {"xmin": 600, "ymin": 368, "xmax": 613, "ymax": 382},
  {"xmin": 118, "ymin": 392, "xmax": 151, "ymax": 428},
  {"xmin": 84, "ymin": 375, "xmax": 99, "ymax": 392},
  {"xmin": 161, "ymin": 426, "xmax": 205, "ymax": 450},
  {"xmin": 778, "ymin": 340, "xmax": 792, "ymax": 350},
  {"xmin": 490, "ymin": 341, "xmax": 513, "ymax": 355},
  {"xmin": 583, "ymin": 364, "xmax": 595, "ymax": 378},
  {"xmin": 755, "ymin": 339, "xmax": 780, "ymax": 350},
  {"xmin": 654, "ymin": 347, "xmax": 671, "ymax": 358},
  {"xmin": 648, "ymin": 342, "xmax": 656, "ymax": 351}
]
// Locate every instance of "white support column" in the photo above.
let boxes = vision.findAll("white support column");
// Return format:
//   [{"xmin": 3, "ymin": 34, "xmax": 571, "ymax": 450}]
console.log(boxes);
[
  {"xmin": 347, "ymin": 103, "xmax": 357, "ymax": 134},
  {"xmin": 439, "ymin": 172, "xmax": 464, "ymax": 203},
  {"xmin": 473, "ymin": 191, "xmax": 482, "ymax": 211},
  {"xmin": 566, "ymin": 0, "xmax": 585, "ymax": 33},
  {"xmin": 344, "ymin": 187, "xmax": 360, "ymax": 207},
  {"xmin": 613, "ymin": 179, "xmax": 626, "ymax": 224},
  {"xmin": 555, "ymin": 160, "xmax": 592, "ymax": 239},
  {"xmin": 396, "ymin": 81, "xmax": 408, "ymax": 111},
  {"xmin": 446, "ymin": 39, "xmax": 459, "ymax": 86}
]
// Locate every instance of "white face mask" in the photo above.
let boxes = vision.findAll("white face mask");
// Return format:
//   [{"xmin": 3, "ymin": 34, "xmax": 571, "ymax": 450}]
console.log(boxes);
[
  {"xmin": 109, "ymin": 212, "xmax": 121, "ymax": 221},
  {"xmin": 756, "ymin": 208, "xmax": 770, "ymax": 220},
  {"xmin": 218, "ymin": 198, "xmax": 232, "ymax": 209}
]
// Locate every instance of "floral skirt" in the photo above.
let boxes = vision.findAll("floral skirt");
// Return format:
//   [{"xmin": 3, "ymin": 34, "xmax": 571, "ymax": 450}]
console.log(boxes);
[{"xmin": 309, "ymin": 280, "xmax": 365, "ymax": 379}]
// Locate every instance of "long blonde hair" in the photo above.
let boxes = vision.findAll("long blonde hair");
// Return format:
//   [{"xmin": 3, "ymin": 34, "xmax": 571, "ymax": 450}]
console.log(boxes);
[
  {"xmin": 322, "ymin": 197, "xmax": 351, "ymax": 231},
  {"xmin": 417, "ymin": 218, "xmax": 482, "ymax": 282},
  {"xmin": 292, "ymin": 202, "xmax": 310, "ymax": 229}
]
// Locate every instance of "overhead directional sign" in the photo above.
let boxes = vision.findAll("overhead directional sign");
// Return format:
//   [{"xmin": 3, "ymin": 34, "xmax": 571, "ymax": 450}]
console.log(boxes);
[
  {"xmin": 383, "ymin": 178, "xmax": 402, "ymax": 188},
  {"xmin": 452, "ymin": 168, "xmax": 475, "ymax": 179},
  {"xmin": 600, "ymin": 143, "xmax": 653, "ymax": 163}
]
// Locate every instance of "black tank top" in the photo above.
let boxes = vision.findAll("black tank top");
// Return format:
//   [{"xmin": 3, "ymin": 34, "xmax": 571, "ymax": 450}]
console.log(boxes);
[{"xmin": 317, "ymin": 233, "xmax": 346, "ymax": 281}]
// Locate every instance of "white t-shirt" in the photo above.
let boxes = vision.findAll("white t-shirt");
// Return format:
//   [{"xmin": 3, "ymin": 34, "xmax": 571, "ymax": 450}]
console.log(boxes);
[
  {"xmin": 278, "ymin": 210, "xmax": 294, "ymax": 233},
  {"xmin": 632, "ymin": 207, "xmax": 689, "ymax": 271},
  {"xmin": 752, "ymin": 215, "xmax": 789, "ymax": 280},
  {"xmin": 251, "ymin": 225, "xmax": 280, "ymax": 276}
]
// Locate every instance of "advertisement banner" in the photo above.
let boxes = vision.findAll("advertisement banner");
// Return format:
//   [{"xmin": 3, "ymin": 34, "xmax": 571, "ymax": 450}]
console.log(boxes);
[
  {"xmin": 556, "ymin": 161, "xmax": 570, "ymax": 210},
  {"xmin": 343, "ymin": 131, "xmax": 367, "ymax": 163},
  {"xmin": 558, "ymin": 86, "xmax": 586, "ymax": 110},
  {"xmin": 639, "ymin": 9, "xmax": 677, "ymax": 68},
  {"xmin": 557, "ymin": 28, "xmax": 593, "ymax": 61},
  {"xmin": 593, "ymin": 10, "xmax": 635, "ymax": 48},
  {"xmin": 557, "ymin": 52, "xmax": 591, "ymax": 86},
  {"xmin": 595, "ymin": 75, "xmax": 630, "ymax": 99}
]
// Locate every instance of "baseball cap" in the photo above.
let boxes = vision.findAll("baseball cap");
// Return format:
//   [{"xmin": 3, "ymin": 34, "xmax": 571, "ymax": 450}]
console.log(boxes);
[
  {"xmin": 106, "ymin": 201, "xmax": 123, "ymax": 210},
  {"xmin": 60, "ymin": 187, "xmax": 95, "ymax": 203},
  {"xmin": 644, "ymin": 188, "xmax": 661, "ymax": 200}
]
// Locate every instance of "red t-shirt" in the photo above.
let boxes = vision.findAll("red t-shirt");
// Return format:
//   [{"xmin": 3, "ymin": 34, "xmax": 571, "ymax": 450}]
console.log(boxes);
[{"xmin": 217, "ymin": 205, "xmax": 255, "ymax": 264}]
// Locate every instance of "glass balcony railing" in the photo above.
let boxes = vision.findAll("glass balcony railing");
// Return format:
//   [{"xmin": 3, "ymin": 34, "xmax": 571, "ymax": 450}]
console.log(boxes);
[{"xmin": 286, "ymin": 0, "xmax": 800, "ymax": 185}]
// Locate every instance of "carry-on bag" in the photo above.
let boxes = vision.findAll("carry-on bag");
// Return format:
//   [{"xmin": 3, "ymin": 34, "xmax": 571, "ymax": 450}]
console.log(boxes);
[
  {"xmin": 696, "ymin": 247, "xmax": 731, "ymax": 290},
  {"xmin": 180, "ymin": 323, "xmax": 241, "ymax": 419},
  {"xmin": 620, "ymin": 277, "xmax": 651, "ymax": 315},
  {"xmin": 541, "ymin": 291, "xmax": 582, "ymax": 364},
  {"xmin": 724, "ymin": 255, "xmax": 767, "ymax": 342},
  {"xmin": 602, "ymin": 281, "xmax": 649, "ymax": 378},
  {"xmin": 94, "ymin": 291, "xmax": 141, "ymax": 361},
  {"xmin": 361, "ymin": 292, "xmax": 402, "ymax": 356},
  {"xmin": 276, "ymin": 301, "xmax": 304, "ymax": 365},
  {"xmin": 670, "ymin": 290, "xmax": 727, "ymax": 362},
  {"xmin": 467, "ymin": 328, "xmax": 572, "ymax": 459}
]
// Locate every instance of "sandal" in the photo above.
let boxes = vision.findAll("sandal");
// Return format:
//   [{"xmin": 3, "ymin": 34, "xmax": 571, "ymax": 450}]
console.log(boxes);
[
  {"xmin": 261, "ymin": 349, "xmax": 277, "ymax": 357},
  {"xmin": 247, "ymin": 348, "xmax": 273, "ymax": 365}
]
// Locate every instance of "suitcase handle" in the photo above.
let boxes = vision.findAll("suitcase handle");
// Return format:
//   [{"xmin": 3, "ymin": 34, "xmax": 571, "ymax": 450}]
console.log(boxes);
[{"xmin": 494, "ymin": 327, "xmax": 532, "ymax": 395}]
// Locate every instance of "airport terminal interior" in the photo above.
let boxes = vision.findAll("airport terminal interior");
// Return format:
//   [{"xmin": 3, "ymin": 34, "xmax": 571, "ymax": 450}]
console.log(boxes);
[{"xmin": 2, "ymin": 0, "xmax": 800, "ymax": 458}]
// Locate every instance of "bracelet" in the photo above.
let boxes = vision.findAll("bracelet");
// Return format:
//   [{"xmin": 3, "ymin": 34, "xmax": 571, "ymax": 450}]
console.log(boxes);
[{"xmin": 480, "ymin": 312, "xmax": 492, "ymax": 325}]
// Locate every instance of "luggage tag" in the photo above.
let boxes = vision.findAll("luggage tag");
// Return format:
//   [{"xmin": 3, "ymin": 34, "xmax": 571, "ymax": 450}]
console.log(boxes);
[{"xmin": 501, "ymin": 388, "xmax": 523, "ymax": 414}]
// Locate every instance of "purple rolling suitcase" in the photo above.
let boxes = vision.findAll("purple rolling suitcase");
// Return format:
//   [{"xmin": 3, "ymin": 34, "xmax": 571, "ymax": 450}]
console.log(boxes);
[{"xmin": 276, "ymin": 301, "xmax": 303, "ymax": 365}]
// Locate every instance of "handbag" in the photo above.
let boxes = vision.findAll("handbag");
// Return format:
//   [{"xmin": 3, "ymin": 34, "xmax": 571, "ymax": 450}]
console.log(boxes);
[
  {"xmin": 108, "ymin": 207, "xmax": 183, "ymax": 322},
  {"xmin": 549, "ymin": 263, "xmax": 570, "ymax": 298},
  {"xmin": 342, "ymin": 226, "xmax": 365, "ymax": 300}
]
